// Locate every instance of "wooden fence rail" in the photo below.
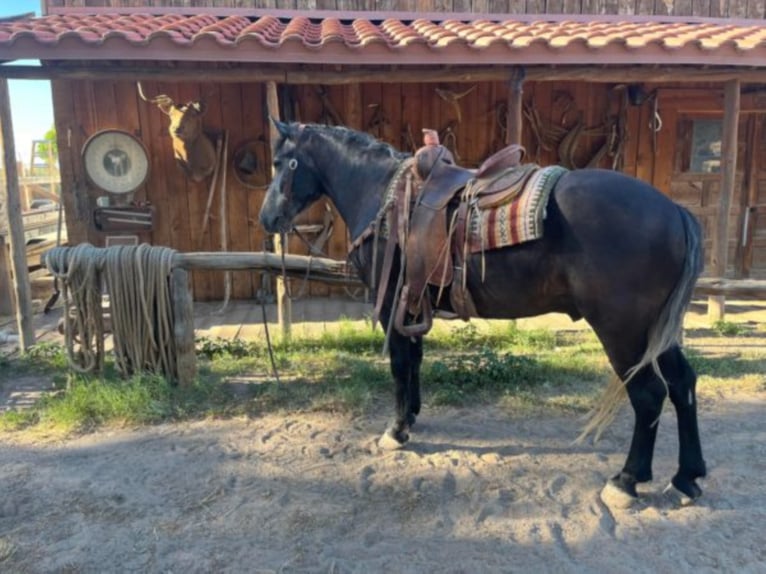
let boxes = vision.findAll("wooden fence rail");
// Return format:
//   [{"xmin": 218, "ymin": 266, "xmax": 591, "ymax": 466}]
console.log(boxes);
[{"xmin": 692, "ymin": 278, "xmax": 766, "ymax": 298}]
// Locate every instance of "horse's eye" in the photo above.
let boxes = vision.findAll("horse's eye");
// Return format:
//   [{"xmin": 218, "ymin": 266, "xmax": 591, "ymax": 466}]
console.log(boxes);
[{"xmin": 273, "ymin": 160, "xmax": 282, "ymax": 170}]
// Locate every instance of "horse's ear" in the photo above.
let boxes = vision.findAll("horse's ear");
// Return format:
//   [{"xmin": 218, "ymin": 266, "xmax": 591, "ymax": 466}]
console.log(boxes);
[{"xmin": 271, "ymin": 117, "xmax": 294, "ymax": 140}]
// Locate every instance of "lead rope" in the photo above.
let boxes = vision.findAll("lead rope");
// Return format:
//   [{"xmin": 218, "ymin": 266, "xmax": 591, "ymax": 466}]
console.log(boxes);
[
  {"xmin": 258, "ymin": 261, "xmax": 281, "ymax": 384},
  {"xmin": 46, "ymin": 244, "xmax": 177, "ymax": 380}
]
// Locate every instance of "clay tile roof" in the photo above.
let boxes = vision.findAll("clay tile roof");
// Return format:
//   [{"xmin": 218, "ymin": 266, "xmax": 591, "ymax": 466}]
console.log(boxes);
[{"xmin": 0, "ymin": 11, "xmax": 764, "ymax": 67}]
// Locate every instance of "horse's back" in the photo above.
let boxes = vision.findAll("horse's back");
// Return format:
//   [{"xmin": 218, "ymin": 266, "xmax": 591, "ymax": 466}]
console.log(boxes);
[{"xmin": 468, "ymin": 168, "xmax": 694, "ymax": 321}]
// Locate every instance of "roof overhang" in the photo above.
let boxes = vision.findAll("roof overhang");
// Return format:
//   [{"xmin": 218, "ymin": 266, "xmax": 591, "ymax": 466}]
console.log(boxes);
[
  {"xmin": 0, "ymin": 9, "xmax": 765, "ymax": 69},
  {"xmin": 0, "ymin": 8, "xmax": 766, "ymax": 81}
]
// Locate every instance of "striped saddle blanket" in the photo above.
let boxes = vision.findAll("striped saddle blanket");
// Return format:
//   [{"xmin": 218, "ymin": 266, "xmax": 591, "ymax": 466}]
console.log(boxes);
[{"xmin": 469, "ymin": 165, "xmax": 568, "ymax": 253}]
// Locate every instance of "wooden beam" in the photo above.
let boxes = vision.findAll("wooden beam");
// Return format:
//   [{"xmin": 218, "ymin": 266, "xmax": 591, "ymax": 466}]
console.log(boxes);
[
  {"xmin": 506, "ymin": 67, "xmax": 525, "ymax": 145},
  {"xmin": 0, "ymin": 78, "xmax": 34, "ymax": 351},
  {"xmin": 708, "ymin": 78, "xmax": 741, "ymax": 322},
  {"xmin": 173, "ymin": 251, "xmax": 359, "ymax": 284},
  {"xmin": 266, "ymin": 80, "xmax": 291, "ymax": 340},
  {"xmin": 694, "ymin": 278, "xmax": 766, "ymax": 298},
  {"xmin": 43, "ymin": 248, "xmax": 361, "ymax": 284},
  {"xmin": 4, "ymin": 64, "xmax": 766, "ymax": 85}
]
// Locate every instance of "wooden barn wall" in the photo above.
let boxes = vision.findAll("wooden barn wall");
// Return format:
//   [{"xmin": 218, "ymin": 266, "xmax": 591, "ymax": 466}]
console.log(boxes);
[
  {"xmin": 52, "ymin": 78, "xmax": 627, "ymax": 301},
  {"xmin": 51, "ymin": 79, "xmax": 277, "ymax": 301},
  {"xmin": 52, "ymin": 77, "xmax": 760, "ymax": 300},
  {"xmin": 45, "ymin": 0, "xmax": 766, "ymax": 19}
]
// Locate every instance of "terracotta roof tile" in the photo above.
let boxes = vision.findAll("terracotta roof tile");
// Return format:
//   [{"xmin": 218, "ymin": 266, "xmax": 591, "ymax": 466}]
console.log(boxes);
[{"xmin": 0, "ymin": 12, "xmax": 764, "ymax": 66}]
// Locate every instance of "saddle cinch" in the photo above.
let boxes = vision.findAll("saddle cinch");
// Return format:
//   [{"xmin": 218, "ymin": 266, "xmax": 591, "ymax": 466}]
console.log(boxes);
[{"xmin": 390, "ymin": 130, "xmax": 537, "ymax": 337}]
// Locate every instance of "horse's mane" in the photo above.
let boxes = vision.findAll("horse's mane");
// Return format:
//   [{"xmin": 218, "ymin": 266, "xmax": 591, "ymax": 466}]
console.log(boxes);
[{"xmin": 291, "ymin": 123, "xmax": 410, "ymax": 161}]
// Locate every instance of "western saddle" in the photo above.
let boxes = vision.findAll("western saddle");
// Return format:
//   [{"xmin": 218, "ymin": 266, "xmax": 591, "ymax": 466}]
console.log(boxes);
[{"xmin": 372, "ymin": 129, "xmax": 536, "ymax": 337}]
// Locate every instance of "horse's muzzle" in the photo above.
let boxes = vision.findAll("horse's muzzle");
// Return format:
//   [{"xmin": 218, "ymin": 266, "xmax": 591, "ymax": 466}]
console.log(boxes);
[{"xmin": 259, "ymin": 211, "xmax": 291, "ymax": 234}]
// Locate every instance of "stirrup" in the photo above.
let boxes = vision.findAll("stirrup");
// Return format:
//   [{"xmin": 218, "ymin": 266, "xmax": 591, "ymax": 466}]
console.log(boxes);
[{"xmin": 394, "ymin": 286, "xmax": 433, "ymax": 337}]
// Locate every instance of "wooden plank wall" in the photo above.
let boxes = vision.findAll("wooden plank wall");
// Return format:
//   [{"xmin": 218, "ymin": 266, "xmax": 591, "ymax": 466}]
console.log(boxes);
[
  {"xmin": 43, "ymin": 0, "xmax": 766, "ymax": 18},
  {"xmin": 52, "ymin": 77, "xmax": 651, "ymax": 300},
  {"xmin": 52, "ymin": 78, "xmax": 766, "ymax": 299},
  {"xmin": 52, "ymin": 79, "xmax": 274, "ymax": 301}
]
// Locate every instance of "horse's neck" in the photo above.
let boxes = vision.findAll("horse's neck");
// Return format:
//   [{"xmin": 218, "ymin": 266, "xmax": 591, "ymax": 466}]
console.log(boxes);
[{"xmin": 318, "ymin": 150, "xmax": 400, "ymax": 242}]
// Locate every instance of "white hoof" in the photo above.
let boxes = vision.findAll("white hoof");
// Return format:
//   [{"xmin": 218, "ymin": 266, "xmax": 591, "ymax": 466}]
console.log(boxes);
[
  {"xmin": 378, "ymin": 431, "xmax": 406, "ymax": 451},
  {"xmin": 600, "ymin": 480, "xmax": 638, "ymax": 510},
  {"xmin": 663, "ymin": 482, "xmax": 696, "ymax": 507}
]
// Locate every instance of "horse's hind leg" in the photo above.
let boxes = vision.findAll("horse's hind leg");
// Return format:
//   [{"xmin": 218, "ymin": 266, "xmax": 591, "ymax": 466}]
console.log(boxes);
[
  {"xmin": 603, "ymin": 367, "xmax": 666, "ymax": 504},
  {"xmin": 662, "ymin": 346, "xmax": 706, "ymax": 501},
  {"xmin": 602, "ymin": 346, "xmax": 706, "ymax": 506}
]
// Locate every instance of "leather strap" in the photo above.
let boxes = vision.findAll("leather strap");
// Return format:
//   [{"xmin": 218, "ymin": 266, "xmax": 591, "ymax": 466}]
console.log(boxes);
[{"xmin": 373, "ymin": 203, "xmax": 398, "ymax": 328}]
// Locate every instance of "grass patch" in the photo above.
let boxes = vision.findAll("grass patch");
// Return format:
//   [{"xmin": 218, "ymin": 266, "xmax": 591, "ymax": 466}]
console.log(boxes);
[
  {"xmin": 0, "ymin": 373, "xmax": 232, "ymax": 433},
  {"xmin": 711, "ymin": 320, "xmax": 746, "ymax": 337},
  {"xmin": 3, "ymin": 318, "xmax": 763, "ymax": 437}
]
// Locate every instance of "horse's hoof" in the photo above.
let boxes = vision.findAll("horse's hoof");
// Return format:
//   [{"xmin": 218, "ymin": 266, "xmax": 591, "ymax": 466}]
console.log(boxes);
[
  {"xmin": 600, "ymin": 477, "xmax": 638, "ymax": 510},
  {"xmin": 663, "ymin": 478, "xmax": 701, "ymax": 507},
  {"xmin": 378, "ymin": 428, "xmax": 409, "ymax": 451}
]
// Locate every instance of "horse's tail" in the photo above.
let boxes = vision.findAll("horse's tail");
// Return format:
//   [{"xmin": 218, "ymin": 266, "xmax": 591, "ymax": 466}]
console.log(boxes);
[{"xmin": 579, "ymin": 205, "xmax": 703, "ymax": 442}]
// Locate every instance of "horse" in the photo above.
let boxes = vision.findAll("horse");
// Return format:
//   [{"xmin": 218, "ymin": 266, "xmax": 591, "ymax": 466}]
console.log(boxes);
[{"xmin": 259, "ymin": 120, "xmax": 706, "ymax": 507}]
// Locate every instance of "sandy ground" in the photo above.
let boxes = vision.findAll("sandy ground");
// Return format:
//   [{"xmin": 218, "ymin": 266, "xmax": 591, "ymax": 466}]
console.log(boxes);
[
  {"xmin": 1, "ymin": 302, "xmax": 765, "ymax": 573},
  {"xmin": 0, "ymin": 393, "xmax": 764, "ymax": 573}
]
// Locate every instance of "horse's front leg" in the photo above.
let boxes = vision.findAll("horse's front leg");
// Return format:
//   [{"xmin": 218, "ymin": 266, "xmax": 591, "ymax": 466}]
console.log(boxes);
[
  {"xmin": 378, "ymin": 328, "xmax": 417, "ymax": 449},
  {"xmin": 408, "ymin": 335, "xmax": 423, "ymax": 427}
]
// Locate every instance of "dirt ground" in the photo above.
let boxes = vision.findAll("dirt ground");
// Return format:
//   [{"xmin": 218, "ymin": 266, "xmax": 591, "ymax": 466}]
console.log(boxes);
[{"xmin": 1, "ymin": 303, "xmax": 765, "ymax": 573}]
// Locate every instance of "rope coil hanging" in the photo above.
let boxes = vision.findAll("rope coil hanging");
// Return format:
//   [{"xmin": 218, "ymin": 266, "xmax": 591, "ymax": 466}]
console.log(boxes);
[{"xmin": 46, "ymin": 244, "xmax": 179, "ymax": 381}]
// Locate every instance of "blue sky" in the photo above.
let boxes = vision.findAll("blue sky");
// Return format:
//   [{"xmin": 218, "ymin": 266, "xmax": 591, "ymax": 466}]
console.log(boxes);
[{"xmin": 2, "ymin": 0, "xmax": 54, "ymax": 165}]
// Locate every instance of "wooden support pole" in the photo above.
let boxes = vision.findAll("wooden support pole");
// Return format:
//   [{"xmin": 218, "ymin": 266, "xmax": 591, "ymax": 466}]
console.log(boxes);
[
  {"xmin": 266, "ymin": 80, "xmax": 291, "ymax": 340},
  {"xmin": 708, "ymin": 79, "xmax": 740, "ymax": 323},
  {"xmin": 171, "ymin": 267, "xmax": 196, "ymax": 387},
  {"xmin": 506, "ymin": 67, "xmax": 525, "ymax": 146},
  {"xmin": 0, "ymin": 78, "xmax": 34, "ymax": 351}
]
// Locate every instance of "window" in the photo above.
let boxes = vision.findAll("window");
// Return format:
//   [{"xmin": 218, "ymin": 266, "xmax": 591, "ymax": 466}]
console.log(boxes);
[{"xmin": 689, "ymin": 119, "xmax": 723, "ymax": 173}]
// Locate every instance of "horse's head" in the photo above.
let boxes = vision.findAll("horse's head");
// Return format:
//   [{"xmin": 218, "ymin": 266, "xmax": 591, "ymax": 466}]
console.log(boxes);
[{"xmin": 259, "ymin": 119, "xmax": 324, "ymax": 234}]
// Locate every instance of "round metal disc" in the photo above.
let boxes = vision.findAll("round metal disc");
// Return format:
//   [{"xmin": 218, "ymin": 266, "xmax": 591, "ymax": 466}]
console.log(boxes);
[{"xmin": 82, "ymin": 129, "xmax": 149, "ymax": 194}]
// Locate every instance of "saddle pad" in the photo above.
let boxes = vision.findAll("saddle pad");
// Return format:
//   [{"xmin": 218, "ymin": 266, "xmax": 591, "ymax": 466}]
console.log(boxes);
[{"xmin": 469, "ymin": 165, "xmax": 568, "ymax": 253}]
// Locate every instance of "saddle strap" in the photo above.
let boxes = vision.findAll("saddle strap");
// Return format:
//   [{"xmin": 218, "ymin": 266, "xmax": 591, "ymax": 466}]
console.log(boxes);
[
  {"xmin": 450, "ymin": 201, "xmax": 478, "ymax": 320},
  {"xmin": 373, "ymin": 202, "xmax": 398, "ymax": 328}
]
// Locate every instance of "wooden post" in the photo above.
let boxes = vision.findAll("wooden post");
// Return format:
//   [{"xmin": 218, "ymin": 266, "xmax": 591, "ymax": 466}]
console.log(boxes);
[
  {"xmin": 0, "ymin": 78, "xmax": 34, "ymax": 351},
  {"xmin": 708, "ymin": 79, "xmax": 740, "ymax": 322},
  {"xmin": 171, "ymin": 267, "xmax": 196, "ymax": 387},
  {"xmin": 0, "ymin": 235, "xmax": 12, "ymax": 315},
  {"xmin": 266, "ymin": 80, "xmax": 291, "ymax": 340},
  {"xmin": 506, "ymin": 67, "xmax": 526, "ymax": 146}
]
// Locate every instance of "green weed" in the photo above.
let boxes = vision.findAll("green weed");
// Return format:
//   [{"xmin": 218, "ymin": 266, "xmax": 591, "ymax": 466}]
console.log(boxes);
[{"xmin": 711, "ymin": 320, "xmax": 746, "ymax": 337}]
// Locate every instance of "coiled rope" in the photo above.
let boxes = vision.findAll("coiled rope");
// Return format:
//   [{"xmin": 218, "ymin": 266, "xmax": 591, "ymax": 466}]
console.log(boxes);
[{"xmin": 46, "ymin": 244, "xmax": 178, "ymax": 381}]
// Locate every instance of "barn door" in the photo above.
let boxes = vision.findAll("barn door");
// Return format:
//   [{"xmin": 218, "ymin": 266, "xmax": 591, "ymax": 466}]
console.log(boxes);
[
  {"xmin": 739, "ymin": 114, "xmax": 766, "ymax": 279},
  {"xmin": 652, "ymin": 88, "xmax": 748, "ymax": 277}
]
